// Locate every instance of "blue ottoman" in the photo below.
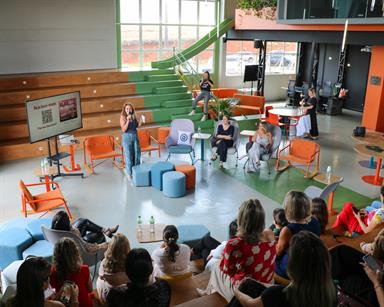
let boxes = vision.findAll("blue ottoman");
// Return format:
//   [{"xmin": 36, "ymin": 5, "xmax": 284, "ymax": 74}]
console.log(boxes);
[
  {"xmin": 177, "ymin": 224, "xmax": 210, "ymax": 248},
  {"xmin": 22, "ymin": 240, "xmax": 53, "ymax": 261},
  {"xmin": 0, "ymin": 218, "xmax": 31, "ymax": 231},
  {"xmin": 26, "ymin": 218, "xmax": 52, "ymax": 241},
  {"xmin": 151, "ymin": 162, "xmax": 174, "ymax": 190},
  {"xmin": 0, "ymin": 229, "xmax": 33, "ymax": 270},
  {"xmin": 132, "ymin": 164, "xmax": 152, "ymax": 187},
  {"xmin": 162, "ymin": 171, "xmax": 186, "ymax": 198}
]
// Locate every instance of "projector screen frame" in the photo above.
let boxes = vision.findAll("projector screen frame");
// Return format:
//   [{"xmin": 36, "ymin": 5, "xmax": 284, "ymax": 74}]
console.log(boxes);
[{"xmin": 26, "ymin": 91, "xmax": 83, "ymax": 144}]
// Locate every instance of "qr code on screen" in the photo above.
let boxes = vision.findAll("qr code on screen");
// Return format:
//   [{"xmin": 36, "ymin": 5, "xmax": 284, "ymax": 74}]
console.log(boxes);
[{"xmin": 42, "ymin": 109, "xmax": 53, "ymax": 124}]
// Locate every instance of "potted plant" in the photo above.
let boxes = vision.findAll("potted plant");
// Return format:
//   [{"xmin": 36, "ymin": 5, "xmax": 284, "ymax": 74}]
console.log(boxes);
[
  {"xmin": 237, "ymin": 0, "xmax": 277, "ymax": 19},
  {"xmin": 209, "ymin": 98, "xmax": 234, "ymax": 120}
]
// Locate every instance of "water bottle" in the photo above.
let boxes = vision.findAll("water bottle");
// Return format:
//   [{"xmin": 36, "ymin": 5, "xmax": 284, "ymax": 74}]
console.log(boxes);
[
  {"xmin": 44, "ymin": 158, "xmax": 49, "ymax": 172},
  {"xmin": 40, "ymin": 158, "xmax": 45, "ymax": 173},
  {"xmin": 149, "ymin": 216, "xmax": 155, "ymax": 233},
  {"xmin": 197, "ymin": 127, "xmax": 201, "ymax": 137},
  {"xmin": 326, "ymin": 166, "xmax": 332, "ymax": 183},
  {"xmin": 137, "ymin": 216, "xmax": 142, "ymax": 232}
]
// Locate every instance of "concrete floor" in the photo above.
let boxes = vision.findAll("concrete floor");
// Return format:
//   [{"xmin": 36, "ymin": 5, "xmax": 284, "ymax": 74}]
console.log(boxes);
[{"xmin": 0, "ymin": 109, "xmax": 382, "ymax": 252}]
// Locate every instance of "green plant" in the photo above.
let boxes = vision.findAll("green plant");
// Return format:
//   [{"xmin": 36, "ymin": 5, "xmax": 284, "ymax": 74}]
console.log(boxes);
[
  {"xmin": 209, "ymin": 98, "xmax": 234, "ymax": 120},
  {"xmin": 237, "ymin": 0, "xmax": 277, "ymax": 18}
]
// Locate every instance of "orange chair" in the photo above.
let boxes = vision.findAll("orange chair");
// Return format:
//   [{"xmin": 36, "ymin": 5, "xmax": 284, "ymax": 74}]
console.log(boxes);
[
  {"xmin": 175, "ymin": 164, "xmax": 196, "ymax": 190},
  {"xmin": 19, "ymin": 180, "xmax": 72, "ymax": 219},
  {"xmin": 260, "ymin": 105, "xmax": 274, "ymax": 122},
  {"xmin": 157, "ymin": 127, "xmax": 170, "ymax": 145},
  {"xmin": 83, "ymin": 135, "xmax": 124, "ymax": 174},
  {"xmin": 276, "ymin": 139, "xmax": 320, "ymax": 178},
  {"xmin": 138, "ymin": 130, "xmax": 161, "ymax": 158},
  {"xmin": 266, "ymin": 113, "xmax": 288, "ymax": 136}
]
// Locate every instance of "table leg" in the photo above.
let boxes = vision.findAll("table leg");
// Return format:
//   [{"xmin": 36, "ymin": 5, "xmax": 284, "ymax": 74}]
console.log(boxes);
[
  {"xmin": 44, "ymin": 175, "xmax": 50, "ymax": 192},
  {"xmin": 63, "ymin": 144, "xmax": 81, "ymax": 172},
  {"xmin": 362, "ymin": 157, "xmax": 384, "ymax": 186},
  {"xmin": 248, "ymin": 136, "xmax": 252, "ymax": 143},
  {"xmin": 327, "ymin": 192, "xmax": 337, "ymax": 216},
  {"xmin": 201, "ymin": 139, "xmax": 205, "ymax": 161}
]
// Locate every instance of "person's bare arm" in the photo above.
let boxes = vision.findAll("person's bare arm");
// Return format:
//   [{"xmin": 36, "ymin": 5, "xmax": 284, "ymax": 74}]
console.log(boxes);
[
  {"xmin": 363, "ymin": 263, "xmax": 384, "ymax": 307},
  {"xmin": 276, "ymin": 226, "xmax": 292, "ymax": 257},
  {"xmin": 120, "ymin": 115, "xmax": 129, "ymax": 132},
  {"xmin": 353, "ymin": 211, "xmax": 378, "ymax": 233}
]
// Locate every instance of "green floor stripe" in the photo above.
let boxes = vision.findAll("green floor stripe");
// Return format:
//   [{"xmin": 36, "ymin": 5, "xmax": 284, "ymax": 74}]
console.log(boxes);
[{"xmin": 216, "ymin": 163, "xmax": 375, "ymax": 212}]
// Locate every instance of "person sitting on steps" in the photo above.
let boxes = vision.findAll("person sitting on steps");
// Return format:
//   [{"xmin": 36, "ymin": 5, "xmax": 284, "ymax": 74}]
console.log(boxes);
[{"xmin": 189, "ymin": 71, "xmax": 214, "ymax": 122}]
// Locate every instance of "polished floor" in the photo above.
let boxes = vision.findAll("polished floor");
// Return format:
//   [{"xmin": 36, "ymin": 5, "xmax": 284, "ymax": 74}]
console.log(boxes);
[{"xmin": 0, "ymin": 109, "xmax": 381, "ymax": 252}]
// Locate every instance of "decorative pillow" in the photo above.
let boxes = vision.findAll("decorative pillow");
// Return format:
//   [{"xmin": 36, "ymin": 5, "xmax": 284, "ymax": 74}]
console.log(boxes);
[{"xmin": 177, "ymin": 130, "xmax": 192, "ymax": 146}]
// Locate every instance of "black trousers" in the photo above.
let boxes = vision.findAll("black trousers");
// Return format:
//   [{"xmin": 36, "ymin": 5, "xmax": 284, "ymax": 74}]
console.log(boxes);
[
  {"xmin": 192, "ymin": 233, "xmax": 221, "ymax": 266},
  {"xmin": 72, "ymin": 218, "xmax": 106, "ymax": 244},
  {"xmin": 211, "ymin": 138, "xmax": 234, "ymax": 162},
  {"xmin": 226, "ymin": 279, "xmax": 266, "ymax": 307},
  {"xmin": 309, "ymin": 112, "xmax": 319, "ymax": 137},
  {"xmin": 330, "ymin": 245, "xmax": 378, "ymax": 306}
]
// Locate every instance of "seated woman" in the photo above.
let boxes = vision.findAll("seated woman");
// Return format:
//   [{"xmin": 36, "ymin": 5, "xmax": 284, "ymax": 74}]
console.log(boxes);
[
  {"xmin": 50, "ymin": 238, "xmax": 93, "ymax": 307},
  {"xmin": 97, "ymin": 234, "xmax": 131, "ymax": 303},
  {"xmin": 333, "ymin": 186, "xmax": 384, "ymax": 235},
  {"xmin": 246, "ymin": 122, "xmax": 272, "ymax": 173},
  {"xmin": 6, "ymin": 257, "xmax": 76, "ymax": 307},
  {"xmin": 192, "ymin": 220, "xmax": 238, "ymax": 271},
  {"xmin": 107, "ymin": 248, "xmax": 171, "ymax": 307},
  {"xmin": 152, "ymin": 225, "xmax": 191, "ymax": 277},
  {"xmin": 210, "ymin": 115, "xmax": 235, "ymax": 167},
  {"xmin": 199, "ymin": 199, "xmax": 276, "ymax": 302},
  {"xmin": 330, "ymin": 229, "xmax": 384, "ymax": 306},
  {"xmin": 51, "ymin": 211, "xmax": 117, "ymax": 252},
  {"xmin": 230, "ymin": 231, "xmax": 337, "ymax": 307},
  {"xmin": 311, "ymin": 197, "xmax": 329, "ymax": 234},
  {"xmin": 275, "ymin": 191, "xmax": 321, "ymax": 278}
]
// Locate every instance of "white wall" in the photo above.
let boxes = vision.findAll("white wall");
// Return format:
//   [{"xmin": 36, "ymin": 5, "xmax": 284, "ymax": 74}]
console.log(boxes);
[{"xmin": 0, "ymin": 0, "xmax": 117, "ymax": 74}]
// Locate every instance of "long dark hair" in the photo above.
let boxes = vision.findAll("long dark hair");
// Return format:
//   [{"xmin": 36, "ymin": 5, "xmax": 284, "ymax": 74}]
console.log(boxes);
[
  {"xmin": 163, "ymin": 225, "xmax": 180, "ymax": 263},
  {"xmin": 311, "ymin": 198, "xmax": 328, "ymax": 234},
  {"xmin": 285, "ymin": 231, "xmax": 336, "ymax": 307},
  {"xmin": 125, "ymin": 248, "xmax": 153, "ymax": 287},
  {"xmin": 202, "ymin": 71, "xmax": 213, "ymax": 83},
  {"xmin": 13, "ymin": 257, "xmax": 51, "ymax": 307},
  {"xmin": 53, "ymin": 237, "xmax": 82, "ymax": 283},
  {"xmin": 51, "ymin": 210, "xmax": 71, "ymax": 231}
]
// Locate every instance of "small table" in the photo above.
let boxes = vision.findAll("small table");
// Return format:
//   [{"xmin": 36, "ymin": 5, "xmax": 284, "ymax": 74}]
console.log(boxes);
[
  {"xmin": 352, "ymin": 132, "xmax": 384, "ymax": 169},
  {"xmin": 136, "ymin": 223, "xmax": 166, "ymax": 243},
  {"xmin": 354, "ymin": 143, "xmax": 384, "ymax": 186},
  {"xmin": 313, "ymin": 173, "xmax": 343, "ymax": 215},
  {"xmin": 192, "ymin": 132, "xmax": 211, "ymax": 162},
  {"xmin": 33, "ymin": 166, "xmax": 58, "ymax": 192},
  {"xmin": 240, "ymin": 130, "xmax": 256, "ymax": 142},
  {"xmin": 269, "ymin": 107, "xmax": 305, "ymax": 118}
]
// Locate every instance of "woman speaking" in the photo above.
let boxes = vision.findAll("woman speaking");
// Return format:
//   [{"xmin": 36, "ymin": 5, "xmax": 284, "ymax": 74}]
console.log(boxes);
[{"xmin": 120, "ymin": 103, "xmax": 144, "ymax": 179}]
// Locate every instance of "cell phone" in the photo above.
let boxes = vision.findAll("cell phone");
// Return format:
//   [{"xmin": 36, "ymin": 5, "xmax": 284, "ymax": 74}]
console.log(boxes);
[
  {"xmin": 352, "ymin": 206, "xmax": 359, "ymax": 214},
  {"xmin": 363, "ymin": 254, "xmax": 382, "ymax": 272}
]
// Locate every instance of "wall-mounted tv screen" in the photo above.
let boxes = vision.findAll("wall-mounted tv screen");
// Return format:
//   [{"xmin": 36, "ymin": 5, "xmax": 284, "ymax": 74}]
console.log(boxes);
[{"xmin": 26, "ymin": 91, "xmax": 82, "ymax": 143}]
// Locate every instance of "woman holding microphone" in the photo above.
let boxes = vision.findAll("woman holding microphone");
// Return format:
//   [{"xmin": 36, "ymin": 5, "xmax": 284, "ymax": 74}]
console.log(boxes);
[
  {"xmin": 189, "ymin": 71, "xmax": 214, "ymax": 122},
  {"xmin": 120, "ymin": 103, "xmax": 144, "ymax": 179}
]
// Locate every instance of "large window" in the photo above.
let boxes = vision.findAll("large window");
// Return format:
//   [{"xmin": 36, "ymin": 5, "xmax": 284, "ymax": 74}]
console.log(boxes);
[
  {"xmin": 119, "ymin": 0, "xmax": 217, "ymax": 71},
  {"xmin": 225, "ymin": 41, "xmax": 298, "ymax": 76}
]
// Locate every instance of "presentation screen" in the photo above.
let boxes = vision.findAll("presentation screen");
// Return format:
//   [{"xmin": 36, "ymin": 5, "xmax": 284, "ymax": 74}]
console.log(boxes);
[{"xmin": 26, "ymin": 91, "xmax": 82, "ymax": 143}]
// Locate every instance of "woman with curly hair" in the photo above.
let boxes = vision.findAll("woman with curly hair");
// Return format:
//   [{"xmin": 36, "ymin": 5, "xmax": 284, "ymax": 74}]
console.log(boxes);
[
  {"xmin": 50, "ymin": 238, "xmax": 93, "ymax": 307},
  {"xmin": 97, "ymin": 234, "xmax": 131, "ymax": 303},
  {"xmin": 152, "ymin": 225, "xmax": 191, "ymax": 277}
]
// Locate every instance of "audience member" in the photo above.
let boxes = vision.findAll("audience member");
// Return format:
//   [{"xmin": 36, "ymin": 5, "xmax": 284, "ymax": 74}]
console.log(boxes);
[
  {"xmin": 189, "ymin": 71, "xmax": 214, "ymax": 122},
  {"xmin": 152, "ymin": 225, "xmax": 190, "ymax": 277},
  {"xmin": 107, "ymin": 248, "xmax": 171, "ymax": 307},
  {"xmin": 231, "ymin": 231, "xmax": 337, "ymax": 307},
  {"xmin": 6, "ymin": 257, "xmax": 72, "ymax": 307},
  {"xmin": 50, "ymin": 238, "xmax": 93, "ymax": 307},
  {"xmin": 269, "ymin": 208, "xmax": 288, "ymax": 237},
  {"xmin": 275, "ymin": 191, "xmax": 320, "ymax": 278},
  {"xmin": 192, "ymin": 220, "xmax": 238, "ymax": 270},
  {"xmin": 51, "ymin": 211, "xmax": 115, "ymax": 252},
  {"xmin": 246, "ymin": 122, "xmax": 272, "ymax": 173},
  {"xmin": 333, "ymin": 186, "xmax": 384, "ymax": 235},
  {"xmin": 97, "ymin": 234, "xmax": 131, "ymax": 303},
  {"xmin": 311, "ymin": 197, "xmax": 329, "ymax": 234},
  {"xmin": 199, "ymin": 199, "xmax": 276, "ymax": 302},
  {"xmin": 210, "ymin": 115, "xmax": 235, "ymax": 167}
]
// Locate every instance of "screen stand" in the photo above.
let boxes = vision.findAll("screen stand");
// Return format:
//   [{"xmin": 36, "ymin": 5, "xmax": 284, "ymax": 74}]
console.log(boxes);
[{"xmin": 47, "ymin": 137, "xmax": 84, "ymax": 179}]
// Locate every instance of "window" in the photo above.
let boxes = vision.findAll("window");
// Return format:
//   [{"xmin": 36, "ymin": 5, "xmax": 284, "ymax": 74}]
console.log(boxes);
[
  {"xmin": 119, "ymin": 0, "xmax": 217, "ymax": 71},
  {"xmin": 225, "ymin": 41, "xmax": 298, "ymax": 76}
]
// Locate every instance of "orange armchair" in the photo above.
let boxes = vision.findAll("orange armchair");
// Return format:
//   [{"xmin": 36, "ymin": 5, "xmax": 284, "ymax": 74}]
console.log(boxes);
[
  {"xmin": 19, "ymin": 180, "xmax": 72, "ymax": 219},
  {"xmin": 276, "ymin": 139, "xmax": 320, "ymax": 178},
  {"xmin": 83, "ymin": 135, "xmax": 124, "ymax": 174},
  {"xmin": 138, "ymin": 130, "xmax": 161, "ymax": 158}
]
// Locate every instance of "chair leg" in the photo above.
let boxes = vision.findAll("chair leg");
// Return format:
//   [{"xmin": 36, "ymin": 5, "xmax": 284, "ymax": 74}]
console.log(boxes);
[
  {"xmin": 305, "ymin": 163, "xmax": 310, "ymax": 178},
  {"xmin": 267, "ymin": 160, "xmax": 271, "ymax": 174},
  {"xmin": 166, "ymin": 154, "xmax": 170, "ymax": 162},
  {"xmin": 235, "ymin": 151, "xmax": 238, "ymax": 167},
  {"xmin": 189, "ymin": 153, "xmax": 194, "ymax": 165},
  {"xmin": 63, "ymin": 202, "xmax": 73, "ymax": 220},
  {"xmin": 243, "ymin": 157, "xmax": 249, "ymax": 170}
]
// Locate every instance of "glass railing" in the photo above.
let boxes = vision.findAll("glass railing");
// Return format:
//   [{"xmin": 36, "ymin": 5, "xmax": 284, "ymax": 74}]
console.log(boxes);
[{"xmin": 280, "ymin": 0, "xmax": 384, "ymax": 21}]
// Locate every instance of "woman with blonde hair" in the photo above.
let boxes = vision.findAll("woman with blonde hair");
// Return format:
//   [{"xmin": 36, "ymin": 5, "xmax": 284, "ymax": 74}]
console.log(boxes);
[
  {"xmin": 275, "ymin": 191, "xmax": 320, "ymax": 278},
  {"xmin": 50, "ymin": 238, "xmax": 93, "ymax": 307},
  {"xmin": 246, "ymin": 122, "xmax": 272, "ymax": 173},
  {"xmin": 120, "ymin": 103, "xmax": 144, "ymax": 178},
  {"xmin": 97, "ymin": 234, "xmax": 131, "ymax": 303},
  {"xmin": 199, "ymin": 199, "xmax": 276, "ymax": 302}
]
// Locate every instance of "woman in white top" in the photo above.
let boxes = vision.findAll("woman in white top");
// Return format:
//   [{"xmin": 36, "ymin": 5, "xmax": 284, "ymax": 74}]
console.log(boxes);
[{"xmin": 152, "ymin": 225, "xmax": 191, "ymax": 277}]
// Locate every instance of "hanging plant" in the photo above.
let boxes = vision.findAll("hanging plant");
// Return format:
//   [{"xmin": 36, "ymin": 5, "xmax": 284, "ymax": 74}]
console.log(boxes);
[{"xmin": 237, "ymin": 0, "xmax": 277, "ymax": 19}]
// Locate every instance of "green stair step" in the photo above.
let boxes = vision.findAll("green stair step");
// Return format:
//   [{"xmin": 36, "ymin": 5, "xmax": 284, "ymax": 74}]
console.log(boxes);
[
  {"xmin": 144, "ymin": 93, "xmax": 192, "ymax": 107},
  {"xmin": 161, "ymin": 99, "xmax": 192, "ymax": 108},
  {"xmin": 145, "ymin": 74, "xmax": 179, "ymax": 82},
  {"xmin": 193, "ymin": 119, "xmax": 215, "ymax": 130},
  {"xmin": 152, "ymin": 106, "xmax": 201, "ymax": 123},
  {"xmin": 171, "ymin": 113, "xmax": 202, "ymax": 121},
  {"xmin": 154, "ymin": 86, "xmax": 188, "ymax": 94},
  {"xmin": 128, "ymin": 69, "xmax": 175, "ymax": 82},
  {"xmin": 135, "ymin": 80, "xmax": 183, "ymax": 95}
]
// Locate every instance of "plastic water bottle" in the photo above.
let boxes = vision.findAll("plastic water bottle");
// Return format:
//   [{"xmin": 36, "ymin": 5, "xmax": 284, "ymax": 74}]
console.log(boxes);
[
  {"xmin": 326, "ymin": 166, "xmax": 332, "ymax": 183},
  {"xmin": 44, "ymin": 158, "xmax": 49, "ymax": 172},
  {"xmin": 137, "ymin": 216, "xmax": 142, "ymax": 232},
  {"xmin": 40, "ymin": 158, "xmax": 45, "ymax": 173},
  {"xmin": 149, "ymin": 216, "xmax": 155, "ymax": 233}
]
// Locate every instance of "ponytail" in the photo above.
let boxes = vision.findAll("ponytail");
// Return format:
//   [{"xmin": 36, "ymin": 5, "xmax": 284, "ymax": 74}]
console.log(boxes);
[{"xmin": 163, "ymin": 225, "xmax": 180, "ymax": 263}]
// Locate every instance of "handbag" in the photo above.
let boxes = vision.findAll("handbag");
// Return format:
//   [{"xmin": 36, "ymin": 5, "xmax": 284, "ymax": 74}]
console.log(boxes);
[{"xmin": 353, "ymin": 126, "xmax": 366, "ymax": 137}]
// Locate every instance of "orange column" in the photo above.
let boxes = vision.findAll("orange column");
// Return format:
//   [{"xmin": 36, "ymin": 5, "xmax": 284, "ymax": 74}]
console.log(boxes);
[{"xmin": 362, "ymin": 46, "xmax": 384, "ymax": 133}]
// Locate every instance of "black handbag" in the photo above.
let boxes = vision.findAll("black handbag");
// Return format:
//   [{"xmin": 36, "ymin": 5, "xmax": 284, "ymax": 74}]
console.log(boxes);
[{"xmin": 353, "ymin": 126, "xmax": 366, "ymax": 137}]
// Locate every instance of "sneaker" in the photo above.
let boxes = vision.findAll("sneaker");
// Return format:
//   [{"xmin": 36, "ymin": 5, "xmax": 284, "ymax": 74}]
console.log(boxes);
[
  {"xmin": 188, "ymin": 110, "xmax": 196, "ymax": 116},
  {"xmin": 201, "ymin": 114, "xmax": 207, "ymax": 122},
  {"xmin": 196, "ymin": 288, "xmax": 207, "ymax": 296},
  {"xmin": 210, "ymin": 153, "xmax": 217, "ymax": 161},
  {"xmin": 219, "ymin": 161, "xmax": 224, "ymax": 168}
]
